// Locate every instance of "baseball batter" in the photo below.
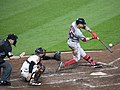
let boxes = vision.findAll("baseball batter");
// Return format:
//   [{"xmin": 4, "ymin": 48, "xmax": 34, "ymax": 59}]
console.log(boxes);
[
  {"xmin": 21, "ymin": 47, "xmax": 61, "ymax": 86},
  {"xmin": 57, "ymin": 18, "xmax": 102, "ymax": 71}
]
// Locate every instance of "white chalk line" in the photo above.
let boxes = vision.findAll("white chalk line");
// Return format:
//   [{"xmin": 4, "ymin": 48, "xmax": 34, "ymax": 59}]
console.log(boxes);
[
  {"xmin": 10, "ymin": 78, "xmax": 19, "ymax": 82},
  {"xmin": 97, "ymin": 57, "xmax": 120, "ymax": 71},
  {"xmin": 99, "ymin": 66, "xmax": 118, "ymax": 71},
  {"xmin": 10, "ymin": 72, "xmax": 87, "ymax": 82},
  {"xmin": 45, "ymin": 73, "xmax": 120, "ymax": 85},
  {"xmin": 108, "ymin": 58, "xmax": 120, "ymax": 65},
  {"xmin": 83, "ymin": 82, "xmax": 120, "ymax": 88},
  {"xmin": 9, "ymin": 85, "xmax": 28, "ymax": 89},
  {"xmin": 43, "ymin": 72, "xmax": 86, "ymax": 78}
]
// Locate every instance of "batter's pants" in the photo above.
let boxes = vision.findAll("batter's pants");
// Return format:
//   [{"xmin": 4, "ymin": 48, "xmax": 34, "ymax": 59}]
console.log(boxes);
[{"xmin": 67, "ymin": 39, "xmax": 86, "ymax": 61}]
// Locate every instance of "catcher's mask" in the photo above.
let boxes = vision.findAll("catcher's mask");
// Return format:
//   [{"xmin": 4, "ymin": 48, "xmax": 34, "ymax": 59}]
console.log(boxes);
[
  {"xmin": 35, "ymin": 47, "xmax": 46, "ymax": 55},
  {"xmin": 76, "ymin": 18, "xmax": 86, "ymax": 25},
  {"xmin": 6, "ymin": 34, "xmax": 18, "ymax": 46}
]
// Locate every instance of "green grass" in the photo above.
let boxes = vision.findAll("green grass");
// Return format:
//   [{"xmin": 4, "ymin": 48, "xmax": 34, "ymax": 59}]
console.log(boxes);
[{"xmin": 0, "ymin": 0, "xmax": 120, "ymax": 55}]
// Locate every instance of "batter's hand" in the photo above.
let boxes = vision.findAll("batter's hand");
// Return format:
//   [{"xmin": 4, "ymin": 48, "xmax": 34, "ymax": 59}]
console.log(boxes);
[{"xmin": 91, "ymin": 31, "xmax": 98, "ymax": 39}]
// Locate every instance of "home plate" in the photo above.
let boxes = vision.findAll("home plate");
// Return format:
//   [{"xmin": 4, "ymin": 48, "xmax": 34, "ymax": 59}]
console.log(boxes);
[{"xmin": 90, "ymin": 72, "xmax": 107, "ymax": 76}]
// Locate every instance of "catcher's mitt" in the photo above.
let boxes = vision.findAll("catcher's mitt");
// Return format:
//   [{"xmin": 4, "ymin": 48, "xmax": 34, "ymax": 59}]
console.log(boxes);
[{"xmin": 53, "ymin": 51, "xmax": 61, "ymax": 61}]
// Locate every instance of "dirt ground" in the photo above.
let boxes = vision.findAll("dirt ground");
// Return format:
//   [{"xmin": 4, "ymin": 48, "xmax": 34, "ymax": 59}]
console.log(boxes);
[{"xmin": 0, "ymin": 44, "xmax": 120, "ymax": 90}]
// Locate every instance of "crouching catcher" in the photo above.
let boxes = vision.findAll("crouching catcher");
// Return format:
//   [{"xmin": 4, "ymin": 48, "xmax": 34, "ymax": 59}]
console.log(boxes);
[{"xmin": 20, "ymin": 47, "xmax": 61, "ymax": 86}]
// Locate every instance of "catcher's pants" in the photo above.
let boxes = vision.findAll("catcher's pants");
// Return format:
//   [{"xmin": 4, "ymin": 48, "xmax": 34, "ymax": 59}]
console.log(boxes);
[
  {"xmin": 21, "ymin": 62, "xmax": 38, "ymax": 78},
  {"xmin": 67, "ymin": 39, "xmax": 86, "ymax": 61}
]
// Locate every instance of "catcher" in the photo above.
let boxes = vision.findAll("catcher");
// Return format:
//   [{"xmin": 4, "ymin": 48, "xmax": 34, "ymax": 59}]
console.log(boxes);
[{"xmin": 20, "ymin": 47, "xmax": 61, "ymax": 86}]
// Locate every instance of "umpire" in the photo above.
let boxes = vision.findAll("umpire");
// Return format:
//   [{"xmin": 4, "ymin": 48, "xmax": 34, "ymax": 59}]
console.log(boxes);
[{"xmin": 0, "ymin": 34, "xmax": 18, "ymax": 86}]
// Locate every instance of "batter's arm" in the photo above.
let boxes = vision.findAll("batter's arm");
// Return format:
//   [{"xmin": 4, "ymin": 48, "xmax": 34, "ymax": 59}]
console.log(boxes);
[{"xmin": 82, "ymin": 25, "xmax": 98, "ymax": 39}]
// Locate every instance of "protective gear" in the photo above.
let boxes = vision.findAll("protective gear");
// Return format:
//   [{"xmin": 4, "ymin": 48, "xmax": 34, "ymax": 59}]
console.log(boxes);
[
  {"xmin": 6, "ymin": 34, "xmax": 18, "ymax": 46},
  {"xmin": 83, "ymin": 55, "xmax": 102, "ymax": 68},
  {"xmin": 35, "ymin": 47, "xmax": 46, "ymax": 55},
  {"xmin": 83, "ymin": 55, "xmax": 96, "ymax": 65},
  {"xmin": 30, "ymin": 63, "xmax": 45, "ymax": 85},
  {"xmin": 53, "ymin": 51, "xmax": 61, "ymax": 61},
  {"xmin": 31, "ymin": 63, "xmax": 45, "ymax": 80},
  {"xmin": 76, "ymin": 18, "xmax": 86, "ymax": 25},
  {"xmin": 36, "ymin": 63, "xmax": 45, "ymax": 73},
  {"xmin": 91, "ymin": 31, "xmax": 98, "ymax": 39}
]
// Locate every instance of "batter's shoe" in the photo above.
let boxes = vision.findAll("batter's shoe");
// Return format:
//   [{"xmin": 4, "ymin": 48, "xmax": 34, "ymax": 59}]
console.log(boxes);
[
  {"xmin": 56, "ymin": 62, "xmax": 64, "ymax": 72},
  {"xmin": 93, "ymin": 63, "xmax": 102, "ymax": 68},
  {"xmin": 29, "ymin": 79, "xmax": 41, "ymax": 86}
]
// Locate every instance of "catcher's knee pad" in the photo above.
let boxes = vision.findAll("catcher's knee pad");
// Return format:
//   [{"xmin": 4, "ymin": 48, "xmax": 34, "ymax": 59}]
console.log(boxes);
[
  {"xmin": 31, "ymin": 71, "xmax": 42, "ymax": 82},
  {"xmin": 36, "ymin": 63, "xmax": 45, "ymax": 75},
  {"xmin": 39, "ymin": 63, "xmax": 45, "ymax": 73},
  {"xmin": 31, "ymin": 64, "xmax": 45, "ymax": 81}
]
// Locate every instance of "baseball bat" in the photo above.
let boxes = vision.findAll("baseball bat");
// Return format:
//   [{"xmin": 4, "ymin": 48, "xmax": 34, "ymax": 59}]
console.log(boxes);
[{"xmin": 97, "ymin": 37, "xmax": 113, "ymax": 53}]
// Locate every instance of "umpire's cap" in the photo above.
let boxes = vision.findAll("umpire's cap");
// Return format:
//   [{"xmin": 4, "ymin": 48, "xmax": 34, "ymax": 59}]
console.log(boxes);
[
  {"xmin": 76, "ymin": 18, "xmax": 86, "ymax": 25},
  {"xmin": 6, "ymin": 34, "xmax": 18, "ymax": 46},
  {"xmin": 35, "ymin": 47, "xmax": 46, "ymax": 55}
]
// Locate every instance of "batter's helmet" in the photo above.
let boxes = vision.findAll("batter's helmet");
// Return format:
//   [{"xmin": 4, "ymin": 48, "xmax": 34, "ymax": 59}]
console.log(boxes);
[
  {"xmin": 35, "ymin": 47, "xmax": 46, "ymax": 55},
  {"xmin": 76, "ymin": 18, "xmax": 86, "ymax": 25},
  {"xmin": 6, "ymin": 34, "xmax": 18, "ymax": 46}
]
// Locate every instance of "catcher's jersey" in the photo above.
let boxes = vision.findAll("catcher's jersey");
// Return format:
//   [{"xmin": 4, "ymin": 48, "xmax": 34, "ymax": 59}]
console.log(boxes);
[
  {"xmin": 21, "ymin": 55, "xmax": 40, "ymax": 70},
  {"xmin": 68, "ymin": 21, "xmax": 90, "ymax": 42}
]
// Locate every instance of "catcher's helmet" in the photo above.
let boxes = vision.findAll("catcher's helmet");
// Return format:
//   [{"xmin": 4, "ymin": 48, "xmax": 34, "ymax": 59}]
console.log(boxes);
[
  {"xmin": 6, "ymin": 34, "xmax": 18, "ymax": 46},
  {"xmin": 35, "ymin": 47, "xmax": 46, "ymax": 55},
  {"xmin": 76, "ymin": 18, "xmax": 86, "ymax": 25}
]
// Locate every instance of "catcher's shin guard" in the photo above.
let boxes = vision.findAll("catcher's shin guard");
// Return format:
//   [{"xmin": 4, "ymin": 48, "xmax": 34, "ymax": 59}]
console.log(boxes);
[
  {"xmin": 34, "ymin": 71, "xmax": 41, "ymax": 82},
  {"xmin": 31, "ymin": 64, "xmax": 45, "ymax": 82},
  {"xmin": 35, "ymin": 64, "xmax": 45, "ymax": 81}
]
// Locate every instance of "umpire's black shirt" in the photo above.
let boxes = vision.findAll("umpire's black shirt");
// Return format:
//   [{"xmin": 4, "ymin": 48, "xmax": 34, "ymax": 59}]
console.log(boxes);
[{"xmin": 0, "ymin": 40, "xmax": 12, "ymax": 64}]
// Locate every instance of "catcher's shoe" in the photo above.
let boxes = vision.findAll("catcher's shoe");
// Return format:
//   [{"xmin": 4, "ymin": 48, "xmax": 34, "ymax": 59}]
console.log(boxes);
[
  {"xmin": 29, "ymin": 79, "xmax": 41, "ymax": 86},
  {"xmin": 93, "ymin": 63, "xmax": 102, "ymax": 68},
  {"xmin": 56, "ymin": 62, "xmax": 64, "ymax": 72}
]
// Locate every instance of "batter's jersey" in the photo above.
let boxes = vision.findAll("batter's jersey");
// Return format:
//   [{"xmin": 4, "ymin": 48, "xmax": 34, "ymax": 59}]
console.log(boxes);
[{"xmin": 68, "ymin": 21, "xmax": 90, "ymax": 42}]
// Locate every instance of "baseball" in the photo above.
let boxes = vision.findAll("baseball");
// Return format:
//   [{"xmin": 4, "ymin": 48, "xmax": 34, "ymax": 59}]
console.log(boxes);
[{"xmin": 109, "ymin": 43, "xmax": 113, "ymax": 47}]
